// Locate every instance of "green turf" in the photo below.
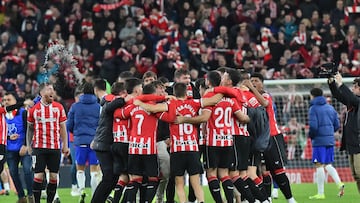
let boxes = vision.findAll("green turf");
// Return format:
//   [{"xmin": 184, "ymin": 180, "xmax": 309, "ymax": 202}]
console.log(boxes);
[{"xmin": 0, "ymin": 182, "xmax": 357, "ymax": 202}]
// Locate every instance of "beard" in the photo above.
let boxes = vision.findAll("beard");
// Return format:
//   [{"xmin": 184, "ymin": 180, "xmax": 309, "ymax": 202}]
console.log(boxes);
[{"xmin": 43, "ymin": 95, "xmax": 54, "ymax": 104}]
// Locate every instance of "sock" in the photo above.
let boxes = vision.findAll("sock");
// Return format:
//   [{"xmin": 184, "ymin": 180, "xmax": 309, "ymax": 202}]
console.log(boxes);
[
  {"xmin": 46, "ymin": 179, "xmax": 57, "ymax": 203},
  {"xmin": 33, "ymin": 178, "xmax": 43, "ymax": 203},
  {"xmin": 262, "ymin": 172, "xmax": 272, "ymax": 198},
  {"xmin": 140, "ymin": 177, "xmax": 148, "ymax": 203},
  {"xmin": 3, "ymin": 182, "xmax": 10, "ymax": 191},
  {"xmin": 145, "ymin": 178, "xmax": 159, "ymax": 202},
  {"xmin": 166, "ymin": 176, "xmax": 176, "ymax": 203},
  {"xmin": 207, "ymin": 176, "xmax": 223, "ymax": 203},
  {"xmin": 114, "ymin": 180, "xmax": 127, "ymax": 203},
  {"xmin": 325, "ymin": 164, "xmax": 342, "ymax": 185},
  {"xmin": 90, "ymin": 171, "xmax": 99, "ymax": 195},
  {"xmin": 316, "ymin": 167, "xmax": 325, "ymax": 195},
  {"xmin": 232, "ymin": 176, "xmax": 255, "ymax": 203},
  {"xmin": 273, "ymin": 169, "xmax": 293, "ymax": 199},
  {"xmin": 188, "ymin": 182, "xmax": 196, "ymax": 202},
  {"xmin": 221, "ymin": 176, "xmax": 234, "ymax": 203},
  {"xmin": 123, "ymin": 179, "xmax": 142, "ymax": 202},
  {"xmin": 247, "ymin": 177, "xmax": 267, "ymax": 201},
  {"xmin": 77, "ymin": 170, "xmax": 86, "ymax": 192}
]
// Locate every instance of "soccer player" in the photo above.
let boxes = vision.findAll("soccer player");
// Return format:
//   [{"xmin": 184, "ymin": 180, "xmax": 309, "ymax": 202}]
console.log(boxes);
[
  {"xmin": 249, "ymin": 73, "xmax": 297, "ymax": 203},
  {"xmin": 26, "ymin": 83, "xmax": 70, "ymax": 203},
  {"xmin": 4, "ymin": 92, "xmax": 34, "ymax": 203},
  {"xmin": 176, "ymin": 71, "xmax": 249, "ymax": 203},
  {"xmin": 308, "ymin": 88, "xmax": 344, "ymax": 199},
  {"xmin": 67, "ymin": 82, "xmax": 101, "ymax": 202},
  {"xmin": 117, "ymin": 83, "xmax": 172, "ymax": 203}
]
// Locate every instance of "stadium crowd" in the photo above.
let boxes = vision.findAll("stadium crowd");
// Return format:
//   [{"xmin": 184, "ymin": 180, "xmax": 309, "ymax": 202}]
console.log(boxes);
[
  {"xmin": 0, "ymin": 0, "xmax": 359, "ymax": 102},
  {"xmin": 0, "ymin": 0, "xmax": 359, "ymax": 203}
]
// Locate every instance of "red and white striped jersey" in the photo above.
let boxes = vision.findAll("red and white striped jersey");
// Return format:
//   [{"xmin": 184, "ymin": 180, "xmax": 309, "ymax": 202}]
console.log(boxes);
[
  {"xmin": 0, "ymin": 107, "xmax": 7, "ymax": 145},
  {"xmin": 27, "ymin": 101, "xmax": 67, "ymax": 149},
  {"xmin": 160, "ymin": 99, "xmax": 202, "ymax": 153},
  {"xmin": 113, "ymin": 104, "xmax": 131, "ymax": 143},
  {"xmin": 203, "ymin": 93, "xmax": 241, "ymax": 147},
  {"xmin": 119, "ymin": 103, "xmax": 161, "ymax": 155},
  {"xmin": 231, "ymin": 88, "xmax": 249, "ymax": 137},
  {"xmin": 243, "ymin": 90, "xmax": 261, "ymax": 108},
  {"xmin": 263, "ymin": 93, "xmax": 281, "ymax": 136}
]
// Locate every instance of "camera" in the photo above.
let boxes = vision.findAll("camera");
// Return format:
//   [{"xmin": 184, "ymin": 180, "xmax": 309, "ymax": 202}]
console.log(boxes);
[{"xmin": 319, "ymin": 62, "xmax": 338, "ymax": 78}]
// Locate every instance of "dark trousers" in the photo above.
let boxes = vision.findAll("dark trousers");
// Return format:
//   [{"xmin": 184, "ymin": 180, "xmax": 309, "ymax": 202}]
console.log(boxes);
[{"xmin": 91, "ymin": 150, "xmax": 118, "ymax": 203}]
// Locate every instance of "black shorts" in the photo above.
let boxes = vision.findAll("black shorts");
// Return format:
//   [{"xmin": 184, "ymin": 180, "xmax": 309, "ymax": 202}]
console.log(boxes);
[
  {"xmin": 170, "ymin": 151, "xmax": 203, "ymax": 177},
  {"xmin": 111, "ymin": 142, "xmax": 129, "ymax": 174},
  {"xmin": 32, "ymin": 148, "xmax": 61, "ymax": 173},
  {"xmin": 204, "ymin": 146, "xmax": 234, "ymax": 169},
  {"xmin": 263, "ymin": 134, "xmax": 287, "ymax": 171},
  {"xmin": 128, "ymin": 154, "xmax": 159, "ymax": 177},
  {"xmin": 231, "ymin": 136, "xmax": 251, "ymax": 171},
  {"xmin": 0, "ymin": 144, "xmax": 6, "ymax": 171}
]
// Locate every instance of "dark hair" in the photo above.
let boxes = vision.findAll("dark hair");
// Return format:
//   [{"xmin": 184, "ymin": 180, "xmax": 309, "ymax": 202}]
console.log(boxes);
[
  {"xmin": 239, "ymin": 70, "xmax": 250, "ymax": 81},
  {"xmin": 82, "ymin": 82, "xmax": 94, "ymax": 94},
  {"xmin": 4, "ymin": 92, "xmax": 18, "ymax": 101},
  {"xmin": 74, "ymin": 87, "xmax": 82, "ymax": 97},
  {"xmin": 142, "ymin": 71, "xmax": 157, "ymax": 80},
  {"xmin": 93, "ymin": 79, "xmax": 106, "ymax": 91},
  {"xmin": 111, "ymin": 82, "xmax": 125, "ymax": 95},
  {"xmin": 216, "ymin": 67, "xmax": 229, "ymax": 74},
  {"xmin": 174, "ymin": 69, "xmax": 190, "ymax": 79},
  {"xmin": 142, "ymin": 83, "xmax": 156, "ymax": 94},
  {"xmin": 173, "ymin": 83, "xmax": 187, "ymax": 97},
  {"xmin": 310, "ymin": 88, "xmax": 323, "ymax": 97},
  {"xmin": 118, "ymin": 71, "xmax": 133, "ymax": 79},
  {"xmin": 125, "ymin": 78, "xmax": 142, "ymax": 94},
  {"xmin": 207, "ymin": 71, "xmax": 221, "ymax": 87},
  {"xmin": 38, "ymin": 82, "xmax": 52, "ymax": 96},
  {"xmin": 151, "ymin": 80, "xmax": 164, "ymax": 89},
  {"xmin": 226, "ymin": 68, "xmax": 241, "ymax": 86},
  {"xmin": 354, "ymin": 78, "xmax": 360, "ymax": 86},
  {"xmin": 195, "ymin": 78, "xmax": 205, "ymax": 90},
  {"xmin": 158, "ymin": 76, "xmax": 169, "ymax": 84},
  {"xmin": 251, "ymin": 72, "xmax": 264, "ymax": 82}
]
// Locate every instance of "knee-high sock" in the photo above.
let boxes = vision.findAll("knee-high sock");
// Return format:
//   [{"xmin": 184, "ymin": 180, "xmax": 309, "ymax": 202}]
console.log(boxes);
[
  {"xmin": 33, "ymin": 178, "xmax": 43, "ymax": 203},
  {"xmin": 316, "ymin": 167, "xmax": 325, "ymax": 195},
  {"xmin": 145, "ymin": 177, "xmax": 159, "ymax": 202},
  {"xmin": 325, "ymin": 165, "xmax": 342, "ymax": 185},
  {"xmin": 220, "ymin": 176, "xmax": 234, "ymax": 203},
  {"xmin": 113, "ymin": 180, "xmax": 127, "ymax": 203},
  {"xmin": 166, "ymin": 176, "xmax": 176, "ymax": 203},
  {"xmin": 90, "ymin": 172, "xmax": 99, "ymax": 195},
  {"xmin": 207, "ymin": 176, "xmax": 223, "ymax": 203},
  {"xmin": 247, "ymin": 177, "xmax": 267, "ymax": 201},
  {"xmin": 262, "ymin": 172, "xmax": 272, "ymax": 198},
  {"xmin": 46, "ymin": 179, "xmax": 57, "ymax": 203},
  {"xmin": 232, "ymin": 176, "xmax": 255, "ymax": 203},
  {"xmin": 77, "ymin": 170, "xmax": 86, "ymax": 191},
  {"xmin": 272, "ymin": 168, "xmax": 293, "ymax": 199},
  {"xmin": 123, "ymin": 179, "xmax": 142, "ymax": 203}
]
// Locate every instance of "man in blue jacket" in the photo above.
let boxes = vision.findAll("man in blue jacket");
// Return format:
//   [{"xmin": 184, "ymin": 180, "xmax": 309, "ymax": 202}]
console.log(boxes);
[
  {"xmin": 4, "ymin": 92, "xmax": 34, "ymax": 203},
  {"xmin": 308, "ymin": 88, "xmax": 344, "ymax": 199},
  {"xmin": 67, "ymin": 82, "xmax": 101, "ymax": 203}
]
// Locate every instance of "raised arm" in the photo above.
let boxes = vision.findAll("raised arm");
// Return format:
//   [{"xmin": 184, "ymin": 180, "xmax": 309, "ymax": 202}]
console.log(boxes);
[
  {"xmin": 243, "ymin": 80, "xmax": 269, "ymax": 107},
  {"xmin": 201, "ymin": 93, "xmax": 224, "ymax": 107},
  {"xmin": 104, "ymin": 98, "xmax": 126, "ymax": 114},
  {"xmin": 176, "ymin": 109, "xmax": 211, "ymax": 124},
  {"xmin": 133, "ymin": 100, "xmax": 168, "ymax": 113}
]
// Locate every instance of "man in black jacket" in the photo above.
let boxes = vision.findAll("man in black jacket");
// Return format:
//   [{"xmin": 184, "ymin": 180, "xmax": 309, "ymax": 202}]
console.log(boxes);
[
  {"xmin": 91, "ymin": 80, "xmax": 128, "ymax": 203},
  {"xmin": 329, "ymin": 73, "xmax": 360, "ymax": 193}
]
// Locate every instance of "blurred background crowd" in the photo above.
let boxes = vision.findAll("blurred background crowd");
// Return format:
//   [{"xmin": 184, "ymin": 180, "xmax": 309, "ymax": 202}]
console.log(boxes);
[{"xmin": 0, "ymin": 0, "xmax": 360, "ymax": 102}]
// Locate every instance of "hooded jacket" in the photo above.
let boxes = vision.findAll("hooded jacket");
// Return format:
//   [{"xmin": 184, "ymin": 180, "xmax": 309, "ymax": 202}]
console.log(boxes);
[
  {"xmin": 67, "ymin": 94, "xmax": 100, "ymax": 145},
  {"xmin": 308, "ymin": 96, "xmax": 340, "ymax": 147}
]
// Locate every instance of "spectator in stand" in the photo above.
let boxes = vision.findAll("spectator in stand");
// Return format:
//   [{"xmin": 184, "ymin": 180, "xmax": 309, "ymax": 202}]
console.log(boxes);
[{"xmin": 308, "ymin": 87, "xmax": 345, "ymax": 199}]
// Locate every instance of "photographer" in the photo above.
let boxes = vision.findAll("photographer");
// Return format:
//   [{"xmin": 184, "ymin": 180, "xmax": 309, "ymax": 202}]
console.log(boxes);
[{"xmin": 328, "ymin": 73, "xmax": 360, "ymax": 193}]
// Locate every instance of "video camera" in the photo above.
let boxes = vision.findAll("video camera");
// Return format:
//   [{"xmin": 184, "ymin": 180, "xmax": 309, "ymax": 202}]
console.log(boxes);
[{"xmin": 319, "ymin": 62, "xmax": 338, "ymax": 78}]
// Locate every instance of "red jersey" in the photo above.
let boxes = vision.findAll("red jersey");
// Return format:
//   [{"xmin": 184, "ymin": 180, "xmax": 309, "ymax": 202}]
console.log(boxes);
[
  {"xmin": 118, "ymin": 103, "xmax": 163, "ymax": 155},
  {"xmin": 263, "ymin": 93, "xmax": 281, "ymax": 136},
  {"xmin": 232, "ymin": 88, "xmax": 249, "ymax": 137},
  {"xmin": 243, "ymin": 90, "xmax": 261, "ymax": 108},
  {"xmin": 161, "ymin": 99, "xmax": 202, "ymax": 153},
  {"xmin": 113, "ymin": 104, "xmax": 131, "ymax": 143},
  {"xmin": 204, "ymin": 93, "xmax": 241, "ymax": 147},
  {"xmin": 27, "ymin": 101, "xmax": 67, "ymax": 149},
  {"xmin": 0, "ymin": 107, "xmax": 7, "ymax": 145}
]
